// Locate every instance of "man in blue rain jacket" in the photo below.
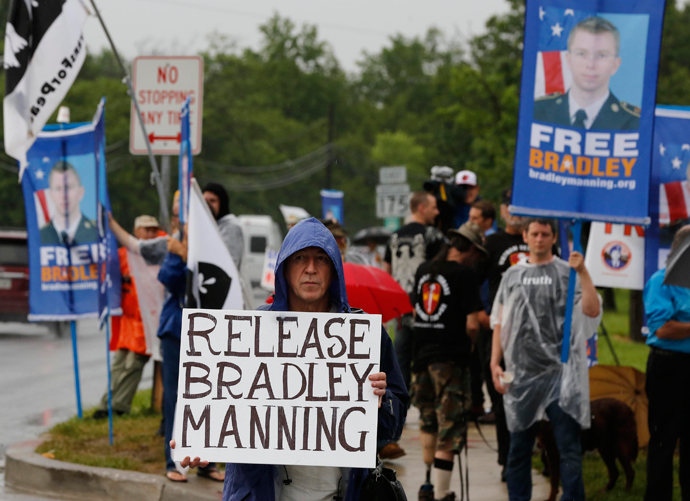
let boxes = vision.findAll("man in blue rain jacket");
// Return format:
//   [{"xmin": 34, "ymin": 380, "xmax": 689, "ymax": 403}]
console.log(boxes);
[{"xmin": 177, "ymin": 217, "xmax": 409, "ymax": 500}]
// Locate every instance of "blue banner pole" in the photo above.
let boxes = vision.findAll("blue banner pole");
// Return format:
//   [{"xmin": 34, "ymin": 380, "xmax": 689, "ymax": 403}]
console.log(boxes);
[
  {"xmin": 70, "ymin": 320, "xmax": 83, "ymax": 418},
  {"xmin": 561, "ymin": 220, "xmax": 582, "ymax": 363},
  {"xmin": 104, "ymin": 309, "xmax": 113, "ymax": 445}
]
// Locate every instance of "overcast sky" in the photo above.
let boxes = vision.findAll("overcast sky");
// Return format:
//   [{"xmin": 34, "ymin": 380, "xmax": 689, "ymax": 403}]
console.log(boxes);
[{"xmin": 83, "ymin": 0, "xmax": 512, "ymax": 72}]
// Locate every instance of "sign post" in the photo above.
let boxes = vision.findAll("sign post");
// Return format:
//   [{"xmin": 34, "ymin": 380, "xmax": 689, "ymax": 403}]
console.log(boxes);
[
  {"xmin": 376, "ymin": 166, "xmax": 409, "ymax": 222},
  {"xmin": 130, "ymin": 56, "xmax": 204, "ymax": 156}
]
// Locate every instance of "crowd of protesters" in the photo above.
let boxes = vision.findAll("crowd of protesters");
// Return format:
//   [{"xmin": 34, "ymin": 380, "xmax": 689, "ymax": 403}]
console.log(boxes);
[
  {"xmin": 384, "ymin": 165, "xmax": 605, "ymax": 501},
  {"xmin": 103, "ymin": 183, "xmax": 243, "ymax": 483},
  {"xmin": 99, "ymin": 163, "xmax": 690, "ymax": 501}
]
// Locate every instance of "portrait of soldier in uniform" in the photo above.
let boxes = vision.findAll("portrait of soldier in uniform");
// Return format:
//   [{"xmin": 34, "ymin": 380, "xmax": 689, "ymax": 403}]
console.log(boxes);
[
  {"xmin": 533, "ymin": 16, "xmax": 640, "ymax": 130},
  {"xmin": 40, "ymin": 160, "xmax": 98, "ymax": 246}
]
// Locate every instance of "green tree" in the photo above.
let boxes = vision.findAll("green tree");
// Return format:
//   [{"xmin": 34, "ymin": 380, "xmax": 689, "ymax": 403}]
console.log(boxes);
[{"xmin": 371, "ymin": 131, "xmax": 426, "ymax": 181}]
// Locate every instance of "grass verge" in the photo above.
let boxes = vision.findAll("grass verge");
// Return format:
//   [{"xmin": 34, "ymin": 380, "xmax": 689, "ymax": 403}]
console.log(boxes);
[
  {"xmin": 36, "ymin": 389, "xmax": 166, "ymax": 474},
  {"xmin": 537, "ymin": 289, "xmax": 681, "ymax": 499}
]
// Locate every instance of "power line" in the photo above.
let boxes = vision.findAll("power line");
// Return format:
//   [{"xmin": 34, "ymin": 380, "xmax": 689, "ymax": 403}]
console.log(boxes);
[
  {"xmin": 205, "ymin": 156, "xmax": 330, "ymax": 191},
  {"xmin": 196, "ymin": 145, "xmax": 330, "ymax": 174}
]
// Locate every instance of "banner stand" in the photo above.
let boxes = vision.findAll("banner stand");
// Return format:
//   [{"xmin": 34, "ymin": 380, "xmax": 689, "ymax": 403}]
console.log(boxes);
[
  {"xmin": 103, "ymin": 308, "xmax": 114, "ymax": 445},
  {"xmin": 70, "ymin": 321, "xmax": 83, "ymax": 418},
  {"xmin": 87, "ymin": 0, "xmax": 169, "ymax": 229},
  {"xmin": 561, "ymin": 219, "xmax": 582, "ymax": 363}
]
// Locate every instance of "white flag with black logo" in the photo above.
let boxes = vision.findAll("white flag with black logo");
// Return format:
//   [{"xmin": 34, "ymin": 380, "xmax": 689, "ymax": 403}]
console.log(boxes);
[
  {"xmin": 3, "ymin": 0, "xmax": 89, "ymax": 179},
  {"xmin": 186, "ymin": 178, "xmax": 243, "ymax": 310}
]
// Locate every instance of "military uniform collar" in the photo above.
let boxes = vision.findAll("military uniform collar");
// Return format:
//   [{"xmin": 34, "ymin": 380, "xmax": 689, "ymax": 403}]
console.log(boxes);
[
  {"xmin": 52, "ymin": 213, "xmax": 83, "ymax": 243},
  {"xmin": 568, "ymin": 90, "xmax": 610, "ymax": 130}
]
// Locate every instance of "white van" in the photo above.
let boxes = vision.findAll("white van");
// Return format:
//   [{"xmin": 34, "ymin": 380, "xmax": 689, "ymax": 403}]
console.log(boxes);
[{"xmin": 237, "ymin": 215, "xmax": 283, "ymax": 289}]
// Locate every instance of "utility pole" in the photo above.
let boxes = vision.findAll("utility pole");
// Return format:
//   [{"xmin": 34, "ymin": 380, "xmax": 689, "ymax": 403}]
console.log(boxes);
[
  {"xmin": 326, "ymin": 103, "xmax": 335, "ymax": 189},
  {"xmin": 88, "ymin": 0, "xmax": 170, "ymax": 230},
  {"xmin": 161, "ymin": 155, "xmax": 171, "ymax": 223}
]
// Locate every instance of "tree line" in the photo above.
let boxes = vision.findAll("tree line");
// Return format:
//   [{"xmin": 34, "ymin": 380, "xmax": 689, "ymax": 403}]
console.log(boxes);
[{"xmin": 2, "ymin": 1, "xmax": 690, "ymax": 232}]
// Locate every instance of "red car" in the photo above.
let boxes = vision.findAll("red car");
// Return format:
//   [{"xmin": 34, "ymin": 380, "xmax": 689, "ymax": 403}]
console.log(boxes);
[
  {"xmin": 0, "ymin": 228, "xmax": 29, "ymax": 322},
  {"xmin": 0, "ymin": 228, "xmax": 65, "ymax": 335}
]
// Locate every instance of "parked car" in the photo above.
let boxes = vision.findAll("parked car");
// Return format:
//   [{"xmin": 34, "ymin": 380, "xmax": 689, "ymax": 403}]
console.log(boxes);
[
  {"xmin": 0, "ymin": 228, "xmax": 67, "ymax": 336},
  {"xmin": 236, "ymin": 215, "xmax": 283, "ymax": 289}
]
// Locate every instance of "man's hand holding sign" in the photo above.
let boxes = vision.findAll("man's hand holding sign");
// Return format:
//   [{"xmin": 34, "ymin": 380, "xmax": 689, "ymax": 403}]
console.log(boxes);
[{"xmin": 171, "ymin": 218, "xmax": 408, "ymax": 499}]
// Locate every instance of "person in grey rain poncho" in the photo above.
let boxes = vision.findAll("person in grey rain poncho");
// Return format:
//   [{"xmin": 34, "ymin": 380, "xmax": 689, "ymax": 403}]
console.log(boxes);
[{"xmin": 490, "ymin": 218, "xmax": 601, "ymax": 501}]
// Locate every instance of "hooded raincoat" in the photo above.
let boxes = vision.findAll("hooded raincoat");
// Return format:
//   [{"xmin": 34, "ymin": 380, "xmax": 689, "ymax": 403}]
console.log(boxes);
[
  {"xmin": 222, "ymin": 218, "xmax": 409, "ymax": 501},
  {"xmin": 490, "ymin": 257, "xmax": 601, "ymax": 433}
]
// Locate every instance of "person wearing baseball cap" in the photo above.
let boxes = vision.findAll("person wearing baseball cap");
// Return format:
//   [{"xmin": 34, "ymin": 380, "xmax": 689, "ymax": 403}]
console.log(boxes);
[
  {"xmin": 133, "ymin": 215, "xmax": 160, "ymax": 239},
  {"xmin": 411, "ymin": 221, "xmax": 487, "ymax": 500},
  {"xmin": 93, "ymin": 214, "xmax": 162, "ymax": 420},
  {"xmin": 454, "ymin": 170, "xmax": 482, "ymax": 228}
]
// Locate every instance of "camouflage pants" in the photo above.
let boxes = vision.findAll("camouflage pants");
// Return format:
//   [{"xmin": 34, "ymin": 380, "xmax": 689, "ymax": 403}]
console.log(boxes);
[{"xmin": 411, "ymin": 362, "xmax": 471, "ymax": 453}]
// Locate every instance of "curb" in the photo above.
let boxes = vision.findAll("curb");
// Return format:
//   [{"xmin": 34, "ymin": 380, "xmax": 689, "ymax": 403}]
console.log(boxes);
[{"xmin": 6, "ymin": 440, "xmax": 222, "ymax": 501}]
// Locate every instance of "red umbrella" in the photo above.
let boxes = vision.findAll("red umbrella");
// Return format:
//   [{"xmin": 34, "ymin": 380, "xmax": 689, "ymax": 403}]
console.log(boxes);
[{"xmin": 342, "ymin": 262, "xmax": 413, "ymax": 322}]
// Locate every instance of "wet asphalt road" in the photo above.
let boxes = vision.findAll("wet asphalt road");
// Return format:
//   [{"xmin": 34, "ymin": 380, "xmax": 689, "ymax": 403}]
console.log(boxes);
[
  {"xmin": 0, "ymin": 288, "xmax": 271, "ymax": 500},
  {"xmin": 0, "ymin": 319, "xmax": 153, "ymax": 500},
  {"xmin": 0, "ymin": 319, "xmax": 154, "ymax": 460}
]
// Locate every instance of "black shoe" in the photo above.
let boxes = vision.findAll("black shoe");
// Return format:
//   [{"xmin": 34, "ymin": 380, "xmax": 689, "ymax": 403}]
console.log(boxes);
[
  {"xmin": 418, "ymin": 482, "xmax": 434, "ymax": 501},
  {"xmin": 437, "ymin": 493, "xmax": 456, "ymax": 501}
]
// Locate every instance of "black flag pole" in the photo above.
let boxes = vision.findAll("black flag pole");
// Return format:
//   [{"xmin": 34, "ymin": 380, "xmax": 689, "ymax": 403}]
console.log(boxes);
[{"xmin": 87, "ymin": 0, "xmax": 170, "ymax": 230}]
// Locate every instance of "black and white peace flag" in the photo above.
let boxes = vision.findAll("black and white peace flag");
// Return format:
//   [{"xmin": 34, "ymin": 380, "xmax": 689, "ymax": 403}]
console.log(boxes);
[
  {"xmin": 186, "ymin": 179, "xmax": 244, "ymax": 310},
  {"xmin": 3, "ymin": 0, "xmax": 89, "ymax": 179}
]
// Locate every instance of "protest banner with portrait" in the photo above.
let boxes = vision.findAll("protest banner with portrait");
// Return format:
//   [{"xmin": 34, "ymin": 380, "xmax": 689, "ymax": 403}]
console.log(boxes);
[
  {"xmin": 644, "ymin": 105, "xmax": 690, "ymax": 282},
  {"xmin": 21, "ymin": 100, "xmax": 121, "ymax": 320},
  {"xmin": 512, "ymin": 0, "xmax": 666, "ymax": 224},
  {"xmin": 172, "ymin": 308, "xmax": 382, "ymax": 468}
]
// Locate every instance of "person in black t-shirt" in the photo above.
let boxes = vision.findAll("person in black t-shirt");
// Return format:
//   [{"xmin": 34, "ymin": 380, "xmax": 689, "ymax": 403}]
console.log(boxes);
[
  {"xmin": 381, "ymin": 191, "xmax": 445, "ymax": 461},
  {"xmin": 477, "ymin": 188, "xmax": 529, "ymax": 480},
  {"xmin": 411, "ymin": 222, "xmax": 487, "ymax": 501},
  {"xmin": 383, "ymin": 192, "xmax": 445, "ymax": 386}
]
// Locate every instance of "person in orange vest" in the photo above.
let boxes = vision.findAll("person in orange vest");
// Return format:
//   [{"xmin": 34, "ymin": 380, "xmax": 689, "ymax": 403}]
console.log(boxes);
[{"xmin": 93, "ymin": 215, "xmax": 163, "ymax": 418}]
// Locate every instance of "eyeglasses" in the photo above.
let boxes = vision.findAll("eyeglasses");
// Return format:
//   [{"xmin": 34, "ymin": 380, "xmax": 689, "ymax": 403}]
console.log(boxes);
[{"xmin": 569, "ymin": 49, "xmax": 616, "ymax": 62}]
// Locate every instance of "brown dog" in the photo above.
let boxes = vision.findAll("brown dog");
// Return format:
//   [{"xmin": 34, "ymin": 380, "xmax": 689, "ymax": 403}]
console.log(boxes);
[{"xmin": 537, "ymin": 398, "xmax": 638, "ymax": 501}]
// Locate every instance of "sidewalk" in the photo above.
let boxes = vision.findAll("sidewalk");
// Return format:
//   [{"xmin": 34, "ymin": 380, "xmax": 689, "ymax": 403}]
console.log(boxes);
[
  {"xmin": 6, "ymin": 409, "xmax": 552, "ymax": 501},
  {"xmin": 389, "ymin": 407, "xmax": 552, "ymax": 500}
]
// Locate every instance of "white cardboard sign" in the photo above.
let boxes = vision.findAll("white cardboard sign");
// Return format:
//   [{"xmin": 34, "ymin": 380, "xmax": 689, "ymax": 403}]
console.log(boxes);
[
  {"xmin": 585, "ymin": 222, "xmax": 645, "ymax": 290},
  {"xmin": 260, "ymin": 249, "xmax": 279, "ymax": 292},
  {"xmin": 172, "ymin": 309, "xmax": 382, "ymax": 468},
  {"xmin": 130, "ymin": 56, "xmax": 203, "ymax": 155}
]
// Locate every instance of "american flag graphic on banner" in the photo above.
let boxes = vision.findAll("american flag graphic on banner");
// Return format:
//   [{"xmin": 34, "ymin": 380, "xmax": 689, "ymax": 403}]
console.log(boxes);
[
  {"xmin": 645, "ymin": 106, "xmax": 690, "ymax": 283},
  {"xmin": 534, "ymin": 6, "xmax": 594, "ymax": 99},
  {"xmin": 33, "ymin": 180, "xmax": 56, "ymax": 228},
  {"xmin": 652, "ymin": 111, "xmax": 690, "ymax": 226}
]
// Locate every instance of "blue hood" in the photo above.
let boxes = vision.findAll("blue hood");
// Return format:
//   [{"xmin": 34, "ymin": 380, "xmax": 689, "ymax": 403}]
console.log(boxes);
[{"xmin": 271, "ymin": 217, "xmax": 350, "ymax": 313}]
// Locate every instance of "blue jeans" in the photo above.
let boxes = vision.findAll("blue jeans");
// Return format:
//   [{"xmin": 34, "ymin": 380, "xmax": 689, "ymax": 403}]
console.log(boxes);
[{"xmin": 507, "ymin": 401, "xmax": 584, "ymax": 501}]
